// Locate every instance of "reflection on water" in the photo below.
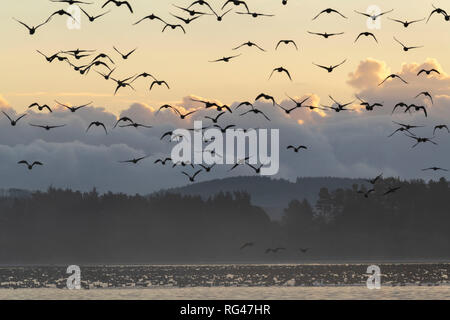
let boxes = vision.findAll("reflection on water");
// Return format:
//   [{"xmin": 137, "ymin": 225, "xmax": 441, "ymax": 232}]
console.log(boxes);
[{"xmin": 1, "ymin": 286, "xmax": 449, "ymax": 300}]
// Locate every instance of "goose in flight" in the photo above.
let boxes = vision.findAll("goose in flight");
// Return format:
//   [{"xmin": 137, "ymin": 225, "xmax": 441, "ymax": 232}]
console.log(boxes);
[
  {"xmin": 427, "ymin": 5, "xmax": 449, "ymax": 23},
  {"xmin": 175, "ymin": 109, "xmax": 197, "ymax": 120},
  {"xmin": 275, "ymin": 40, "xmax": 298, "ymax": 50},
  {"xmin": 233, "ymin": 41, "xmax": 265, "ymax": 52},
  {"xmin": 214, "ymin": 124, "xmax": 236, "ymax": 133},
  {"xmin": 328, "ymin": 95, "xmax": 355, "ymax": 110},
  {"xmin": 113, "ymin": 117, "xmax": 134, "ymax": 128},
  {"xmin": 240, "ymin": 108, "xmax": 271, "ymax": 121},
  {"xmin": 205, "ymin": 112, "xmax": 226, "ymax": 123},
  {"xmin": 209, "ymin": 54, "xmax": 241, "ymax": 63},
  {"xmin": 404, "ymin": 104, "xmax": 427, "ymax": 117},
  {"xmin": 313, "ymin": 59, "xmax": 347, "ymax": 73},
  {"xmin": 156, "ymin": 104, "xmax": 179, "ymax": 115},
  {"xmin": 134, "ymin": 13, "xmax": 166, "ymax": 25},
  {"xmin": 247, "ymin": 163, "xmax": 266, "ymax": 174},
  {"xmin": 383, "ymin": 186, "xmax": 401, "ymax": 196},
  {"xmin": 86, "ymin": 121, "xmax": 108, "ymax": 134},
  {"xmin": 366, "ymin": 173, "xmax": 383, "ymax": 185},
  {"xmin": 18, "ymin": 161, "xmax": 43, "ymax": 170},
  {"xmin": 255, "ymin": 93, "xmax": 276, "ymax": 106},
  {"xmin": 30, "ymin": 124, "xmax": 66, "ymax": 131},
  {"xmin": 13, "ymin": 17, "xmax": 52, "ymax": 35},
  {"xmin": 173, "ymin": 161, "xmax": 194, "ymax": 168},
  {"xmin": 150, "ymin": 80, "xmax": 170, "ymax": 91},
  {"xmin": 358, "ymin": 189, "xmax": 375, "ymax": 198},
  {"xmin": 283, "ymin": 95, "xmax": 311, "ymax": 113},
  {"xmin": 355, "ymin": 95, "xmax": 383, "ymax": 111},
  {"xmin": 96, "ymin": 68, "xmax": 116, "ymax": 81},
  {"xmin": 120, "ymin": 156, "xmax": 148, "ymax": 164},
  {"xmin": 405, "ymin": 135, "xmax": 437, "ymax": 148},
  {"xmin": 269, "ymin": 67, "xmax": 292, "ymax": 81},
  {"xmin": 79, "ymin": 8, "xmax": 111, "ymax": 22},
  {"xmin": 415, "ymin": 92, "xmax": 433, "ymax": 104},
  {"xmin": 422, "ymin": 167, "xmax": 448, "ymax": 172},
  {"xmin": 154, "ymin": 158, "xmax": 172, "ymax": 165},
  {"xmin": 48, "ymin": 9, "xmax": 78, "ymax": 22},
  {"xmin": 120, "ymin": 122, "xmax": 152, "ymax": 129},
  {"xmin": 171, "ymin": 14, "xmax": 202, "ymax": 24},
  {"xmin": 113, "ymin": 46, "xmax": 137, "ymax": 60},
  {"xmin": 389, "ymin": 17, "xmax": 425, "ymax": 28},
  {"xmin": 173, "ymin": 4, "xmax": 211, "ymax": 17},
  {"xmin": 199, "ymin": 163, "xmax": 217, "ymax": 172},
  {"xmin": 92, "ymin": 53, "xmax": 115, "ymax": 65},
  {"xmin": 2, "ymin": 111, "xmax": 26, "ymax": 126},
  {"xmin": 132, "ymin": 72, "xmax": 157, "ymax": 83},
  {"xmin": 417, "ymin": 69, "xmax": 440, "ymax": 76},
  {"xmin": 393, "ymin": 37, "xmax": 423, "ymax": 52},
  {"xmin": 229, "ymin": 157, "xmax": 251, "ymax": 171},
  {"xmin": 182, "ymin": 170, "xmax": 202, "ymax": 182},
  {"xmin": 433, "ymin": 125, "xmax": 449, "ymax": 135},
  {"xmin": 162, "ymin": 23, "xmax": 186, "ymax": 34},
  {"xmin": 111, "ymin": 76, "xmax": 136, "ymax": 95},
  {"xmin": 222, "ymin": 0, "xmax": 249, "ymax": 12},
  {"xmin": 388, "ymin": 126, "xmax": 415, "ymax": 138},
  {"xmin": 392, "ymin": 121, "xmax": 423, "ymax": 131},
  {"xmin": 307, "ymin": 31, "xmax": 344, "ymax": 39},
  {"xmin": 287, "ymin": 145, "xmax": 308, "ymax": 153},
  {"xmin": 240, "ymin": 242, "xmax": 254, "ymax": 250},
  {"xmin": 355, "ymin": 9, "xmax": 393, "ymax": 21},
  {"xmin": 236, "ymin": 11, "xmax": 275, "ymax": 18},
  {"xmin": 102, "ymin": 0, "xmax": 133, "ymax": 14},
  {"xmin": 312, "ymin": 8, "xmax": 347, "ymax": 20},
  {"xmin": 378, "ymin": 74, "xmax": 408, "ymax": 86},
  {"xmin": 28, "ymin": 103, "xmax": 52, "ymax": 113},
  {"xmin": 354, "ymin": 32, "xmax": 378, "ymax": 43},
  {"xmin": 50, "ymin": 0, "xmax": 92, "ymax": 4},
  {"xmin": 55, "ymin": 100, "xmax": 92, "ymax": 112}
]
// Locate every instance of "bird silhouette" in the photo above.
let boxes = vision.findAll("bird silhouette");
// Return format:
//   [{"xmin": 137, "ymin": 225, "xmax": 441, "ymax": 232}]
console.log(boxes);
[
  {"xmin": 150, "ymin": 80, "xmax": 170, "ymax": 91},
  {"xmin": 287, "ymin": 145, "xmax": 308, "ymax": 153},
  {"xmin": 255, "ymin": 93, "xmax": 276, "ymax": 106},
  {"xmin": 80, "ymin": 8, "xmax": 110, "ymax": 22},
  {"xmin": 209, "ymin": 54, "xmax": 241, "ymax": 62},
  {"xmin": 13, "ymin": 17, "xmax": 52, "ymax": 35},
  {"xmin": 113, "ymin": 117, "xmax": 134, "ymax": 128},
  {"xmin": 354, "ymin": 32, "xmax": 378, "ymax": 43},
  {"xmin": 366, "ymin": 173, "xmax": 383, "ymax": 185},
  {"xmin": 233, "ymin": 41, "xmax": 265, "ymax": 52},
  {"xmin": 154, "ymin": 158, "xmax": 172, "ymax": 165},
  {"xmin": 394, "ymin": 37, "xmax": 423, "ymax": 52},
  {"xmin": 113, "ymin": 46, "xmax": 137, "ymax": 60},
  {"xmin": 355, "ymin": 9, "xmax": 393, "ymax": 21},
  {"xmin": 427, "ymin": 5, "xmax": 449, "ymax": 23},
  {"xmin": 55, "ymin": 101, "xmax": 92, "ymax": 112},
  {"xmin": 205, "ymin": 112, "xmax": 226, "ymax": 123},
  {"xmin": 389, "ymin": 17, "xmax": 425, "ymax": 28},
  {"xmin": 134, "ymin": 14, "xmax": 166, "ymax": 25},
  {"xmin": 182, "ymin": 170, "xmax": 202, "ymax": 182},
  {"xmin": 422, "ymin": 167, "xmax": 448, "ymax": 172},
  {"xmin": 86, "ymin": 121, "xmax": 108, "ymax": 134},
  {"xmin": 2, "ymin": 112, "xmax": 26, "ymax": 126},
  {"xmin": 312, "ymin": 8, "xmax": 347, "ymax": 20},
  {"xmin": 240, "ymin": 108, "xmax": 271, "ymax": 121},
  {"xmin": 162, "ymin": 23, "xmax": 186, "ymax": 33},
  {"xmin": 307, "ymin": 31, "xmax": 344, "ymax": 39},
  {"xmin": 433, "ymin": 125, "xmax": 449, "ymax": 135},
  {"xmin": 120, "ymin": 156, "xmax": 148, "ymax": 164},
  {"xmin": 18, "ymin": 161, "xmax": 43, "ymax": 170},
  {"xmin": 313, "ymin": 59, "xmax": 347, "ymax": 73},
  {"xmin": 269, "ymin": 67, "xmax": 292, "ymax": 81},
  {"xmin": 214, "ymin": 124, "xmax": 236, "ymax": 133},
  {"xmin": 102, "ymin": 0, "xmax": 133, "ymax": 13},
  {"xmin": 236, "ymin": 11, "xmax": 274, "ymax": 18},
  {"xmin": 240, "ymin": 242, "xmax": 254, "ymax": 250},
  {"xmin": 417, "ymin": 69, "xmax": 440, "ymax": 76},
  {"xmin": 30, "ymin": 124, "xmax": 66, "ymax": 131},
  {"xmin": 405, "ymin": 135, "xmax": 437, "ymax": 148},
  {"xmin": 379, "ymin": 74, "xmax": 408, "ymax": 86},
  {"xmin": 415, "ymin": 92, "xmax": 433, "ymax": 104},
  {"xmin": 383, "ymin": 186, "xmax": 401, "ymax": 196},
  {"xmin": 275, "ymin": 40, "xmax": 298, "ymax": 50},
  {"xmin": 358, "ymin": 189, "xmax": 375, "ymax": 198},
  {"xmin": 28, "ymin": 103, "xmax": 52, "ymax": 113}
]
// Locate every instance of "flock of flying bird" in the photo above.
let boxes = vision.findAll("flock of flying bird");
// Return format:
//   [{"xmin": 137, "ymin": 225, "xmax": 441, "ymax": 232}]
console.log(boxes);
[{"xmin": 6, "ymin": 0, "xmax": 450, "ymax": 214}]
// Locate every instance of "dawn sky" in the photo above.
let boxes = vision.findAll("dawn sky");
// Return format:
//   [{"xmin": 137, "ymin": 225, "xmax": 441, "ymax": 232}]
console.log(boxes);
[{"xmin": 1, "ymin": 0, "xmax": 450, "ymax": 193}]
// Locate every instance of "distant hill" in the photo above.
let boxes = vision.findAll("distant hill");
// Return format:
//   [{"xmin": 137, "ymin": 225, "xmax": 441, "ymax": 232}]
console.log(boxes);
[{"xmin": 160, "ymin": 176, "xmax": 367, "ymax": 220}]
